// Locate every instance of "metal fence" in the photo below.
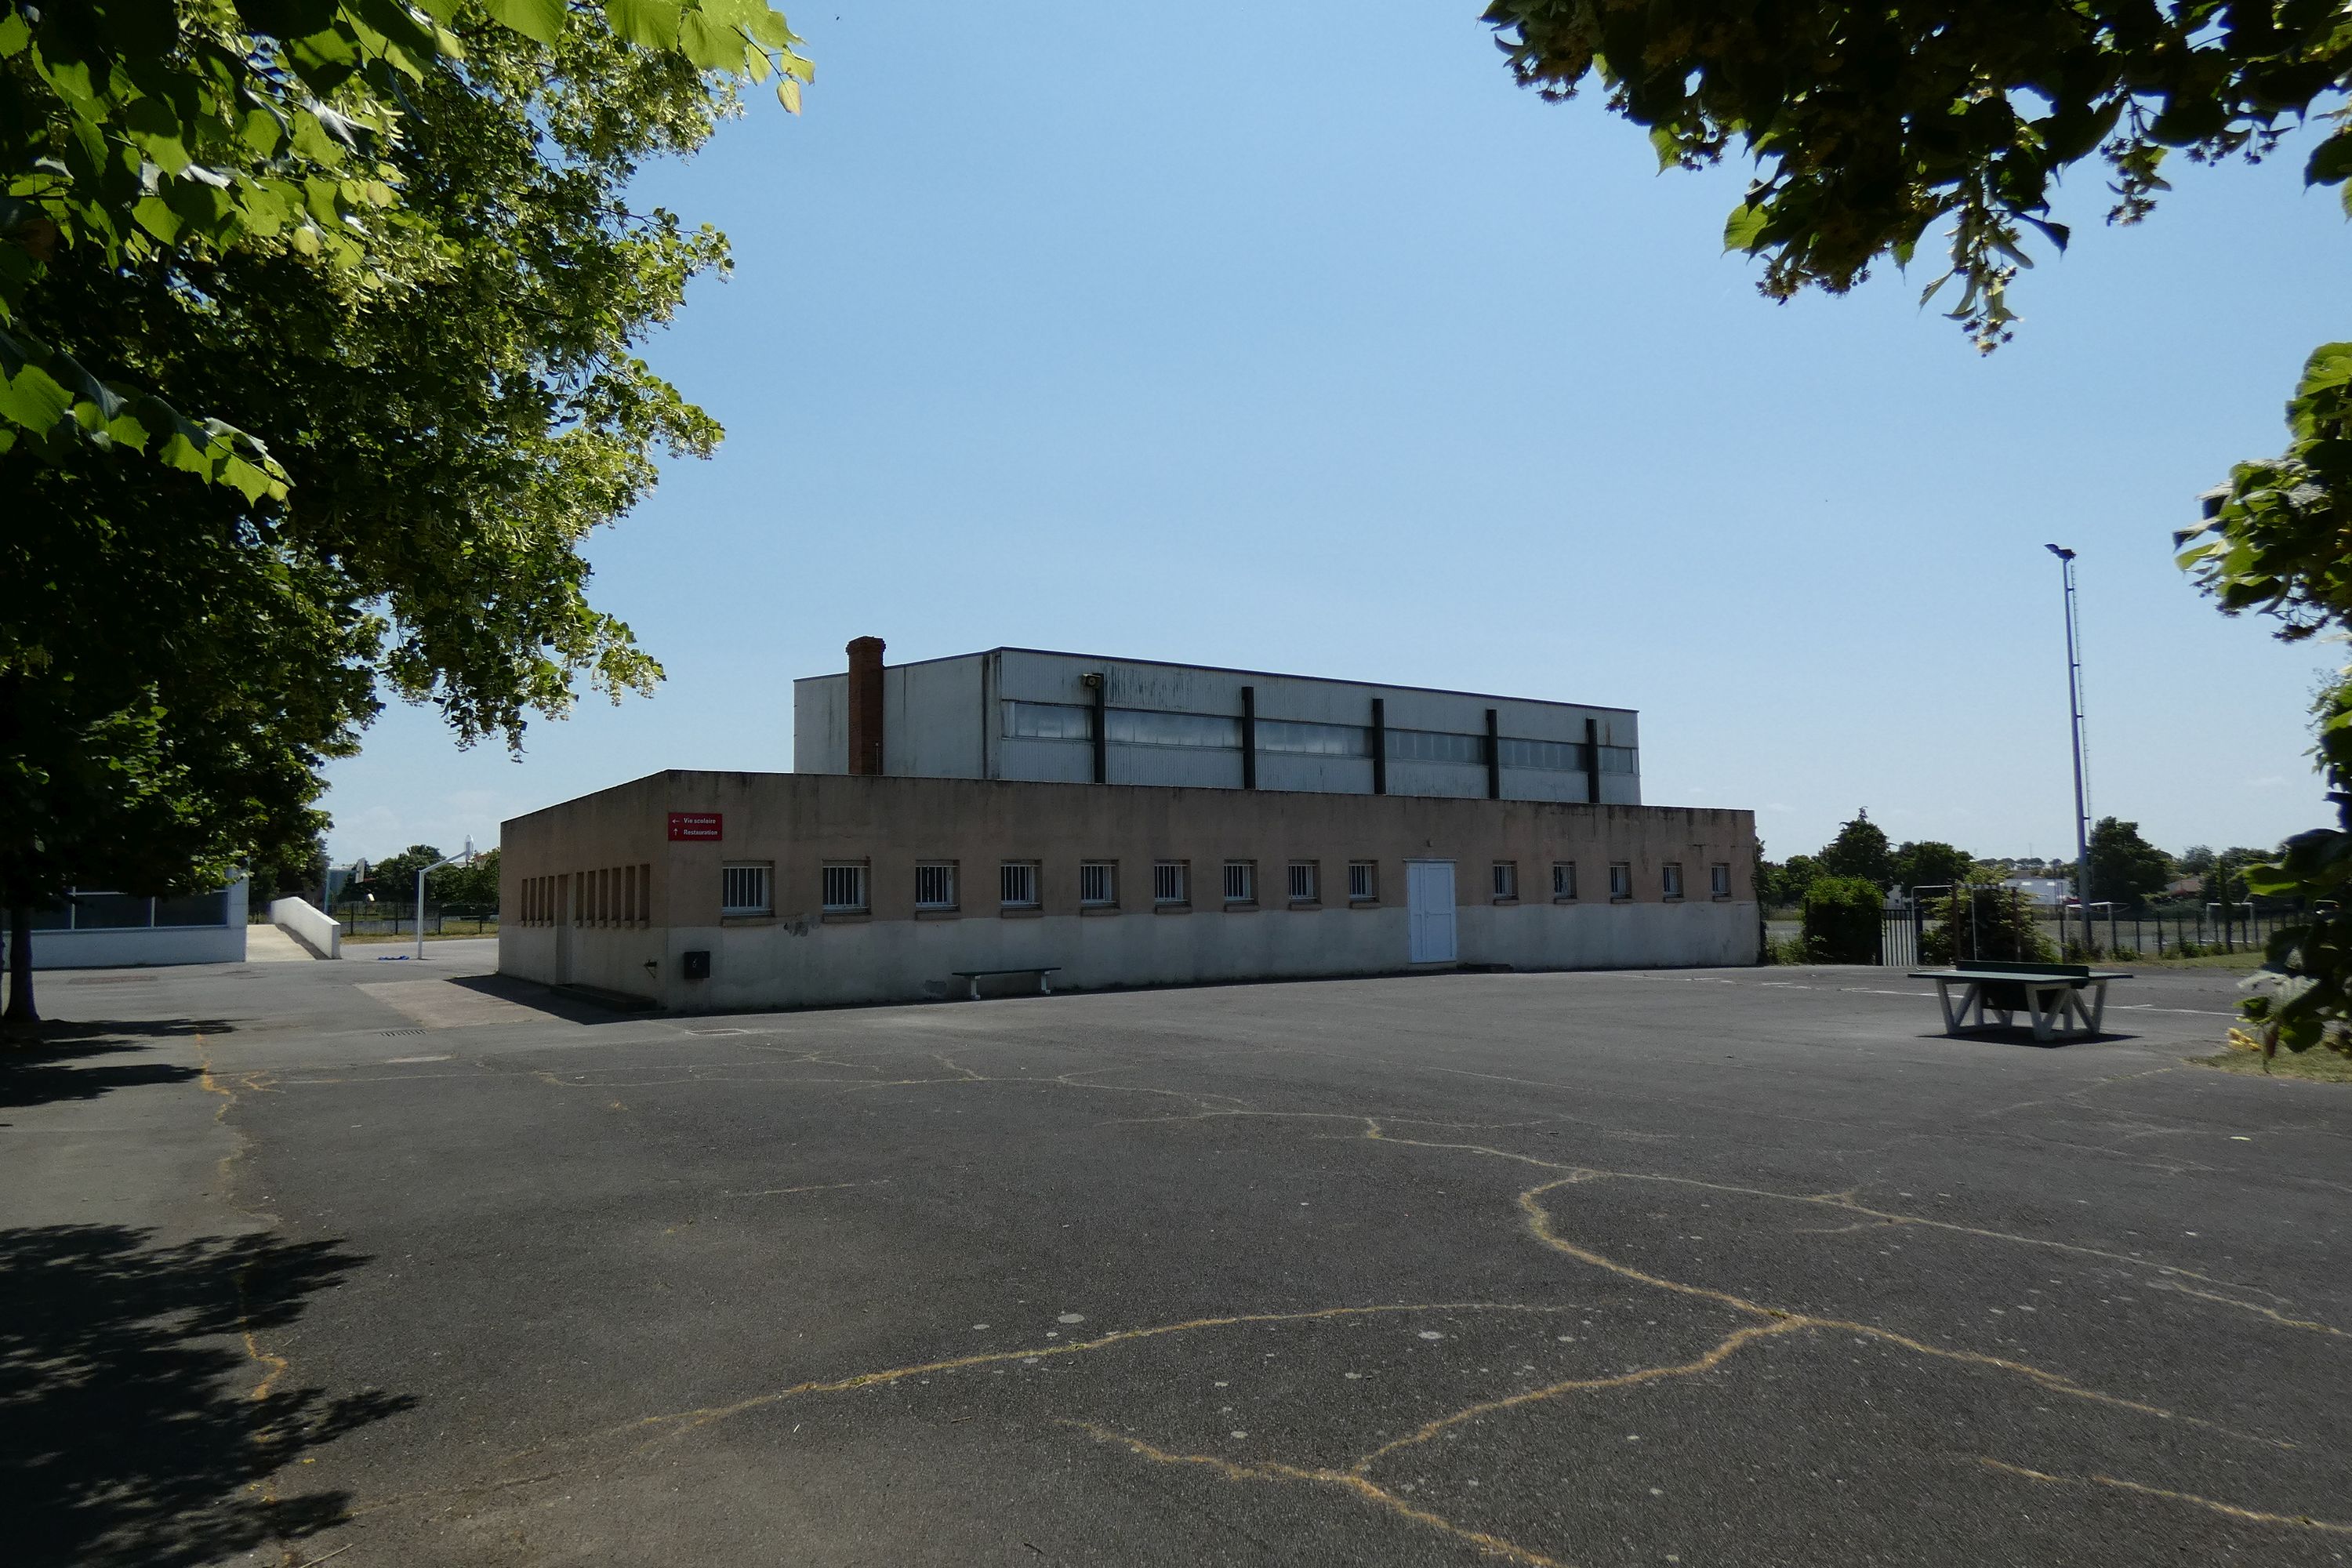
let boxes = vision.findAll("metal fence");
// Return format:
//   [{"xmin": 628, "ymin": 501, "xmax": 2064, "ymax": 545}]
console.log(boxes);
[
  {"xmin": 1772, "ymin": 898, "xmax": 2299, "ymax": 965},
  {"xmin": 324, "ymin": 901, "xmax": 499, "ymax": 937}
]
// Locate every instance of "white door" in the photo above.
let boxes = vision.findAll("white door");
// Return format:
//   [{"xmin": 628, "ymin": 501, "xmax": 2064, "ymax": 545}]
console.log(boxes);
[{"xmin": 1406, "ymin": 860, "xmax": 1457, "ymax": 964}]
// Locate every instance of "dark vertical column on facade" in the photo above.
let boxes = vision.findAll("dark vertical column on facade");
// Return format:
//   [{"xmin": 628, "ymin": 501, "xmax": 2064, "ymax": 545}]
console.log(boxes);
[
  {"xmin": 1484, "ymin": 708, "xmax": 1501, "ymax": 800},
  {"xmin": 1240, "ymin": 685, "xmax": 1258, "ymax": 789},
  {"xmin": 1370, "ymin": 698, "xmax": 1387, "ymax": 795},
  {"xmin": 1584, "ymin": 716, "xmax": 1601, "ymax": 804},
  {"xmin": 847, "ymin": 636, "xmax": 886, "ymax": 776},
  {"xmin": 1085, "ymin": 673, "xmax": 1107, "ymax": 784}
]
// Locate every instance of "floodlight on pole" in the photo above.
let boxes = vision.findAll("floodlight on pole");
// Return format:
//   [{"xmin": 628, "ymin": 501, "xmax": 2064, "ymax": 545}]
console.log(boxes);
[
  {"xmin": 2046, "ymin": 544, "xmax": 2092, "ymax": 956},
  {"xmin": 416, "ymin": 837, "xmax": 475, "ymax": 960}
]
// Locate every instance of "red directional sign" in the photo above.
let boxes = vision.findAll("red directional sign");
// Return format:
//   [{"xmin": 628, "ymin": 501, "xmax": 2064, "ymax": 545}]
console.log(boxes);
[{"xmin": 667, "ymin": 812, "xmax": 723, "ymax": 841}]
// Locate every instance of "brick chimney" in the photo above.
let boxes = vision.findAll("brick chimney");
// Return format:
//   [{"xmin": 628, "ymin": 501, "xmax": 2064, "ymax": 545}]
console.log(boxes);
[{"xmin": 846, "ymin": 636, "xmax": 886, "ymax": 776}]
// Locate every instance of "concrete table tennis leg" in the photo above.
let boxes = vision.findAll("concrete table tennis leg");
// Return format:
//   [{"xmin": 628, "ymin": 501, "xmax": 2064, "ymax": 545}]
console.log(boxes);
[
  {"xmin": 2082, "ymin": 979, "xmax": 2108, "ymax": 1036},
  {"xmin": 969, "ymin": 976, "xmax": 983, "ymax": 1001},
  {"xmin": 2025, "ymin": 983, "xmax": 2061, "ymax": 1043},
  {"xmin": 1039, "ymin": 972, "xmax": 1053, "ymax": 996},
  {"xmin": 1936, "ymin": 979, "xmax": 1977, "ymax": 1035}
]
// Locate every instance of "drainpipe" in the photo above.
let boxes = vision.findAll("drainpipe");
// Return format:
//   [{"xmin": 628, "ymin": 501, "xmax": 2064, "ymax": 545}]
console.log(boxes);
[
  {"xmin": 1083, "ymin": 672, "xmax": 1106, "ymax": 784},
  {"xmin": 1484, "ymin": 708, "xmax": 1501, "ymax": 800},
  {"xmin": 1370, "ymin": 697, "xmax": 1387, "ymax": 796},
  {"xmin": 1584, "ymin": 717, "xmax": 1601, "ymax": 804},
  {"xmin": 1240, "ymin": 685, "xmax": 1257, "ymax": 790}
]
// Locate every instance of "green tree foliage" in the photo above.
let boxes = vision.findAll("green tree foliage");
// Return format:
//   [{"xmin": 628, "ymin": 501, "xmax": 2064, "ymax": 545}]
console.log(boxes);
[
  {"xmin": 1919, "ymin": 884, "xmax": 2057, "ymax": 966},
  {"xmin": 0, "ymin": 0, "xmax": 809, "ymax": 482},
  {"xmin": 1757, "ymin": 851, "xmax": 1817, "ymax": 907},
  {"xmin": 2178, "ymin": 350, "xmax": 2352, "ymax": 1051},
  {"xmin": 1476, "ymin": 1, "xmax": 2352, "ymax": 1051},
  {"xmin": 1816, "ymin": 810, "xmax": 1893, "ymax": 889},
  {"xmin": 1481, "ymin": 0, "xmax": 2352, "ymax": 351},
  {"xmin": 349, "ymin": 843, "xmax": 495, "ymax": 904},
  {"xmin": 1890, "ymin": 840, "xmax": 1973, "ymax": 895},
  {"xmin": 1801, "ymin": 875, "xmax": 1883, "ymax": 964},
  {"xmin": 2085, "ymin": 816, "xmax": 2172, "ymax": 911},
  {"xmin": 248, "ymin": 818, "xmax": 331, "ymax": 906},
  {"xmin": 4, "ymin": 11, "xmax": 769, "ymax": 1022},
  {"xmin": 431, "ymin": 847, "xmax": 499, "ymax": 907}
]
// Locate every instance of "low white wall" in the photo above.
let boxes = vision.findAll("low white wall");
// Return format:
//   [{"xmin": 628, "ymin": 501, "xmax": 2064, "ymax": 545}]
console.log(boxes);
[
  {"xmin": 504, "ymin": 899, "xmax": 1760, "ymax": 1013},
  {"xmin": 268, "ymin": 896, "xmax": 341, "ymax": 958},
  {"xmin": 17, "ymin": 898, "xmax": 250, "ymax": 971}
]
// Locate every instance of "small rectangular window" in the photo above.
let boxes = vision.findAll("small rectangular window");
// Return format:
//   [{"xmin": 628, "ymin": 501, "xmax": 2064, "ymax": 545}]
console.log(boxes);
[
  {"xmin": 1711, "ymin": 862, "xmax": 1731, "ymax": 899},
  {"xmin": 724, "ymin": 862, "xmax": 775, "ymax": 916},
  {"xmin": 1609, "ymin": 862, "xmax": 1632, "ymax": 901},
  {"xmin": 1552, "ymin": 861, "xmax": 1577, "ymax": 901},
  {"xmin": 1492, "ymin": 861, "xmax": 1518, "ymax": 902},
  {"xmin": 1287, "ymin": 861, "xmax": 1318, "ymax": 904},
  {"xmin": 1000, "ymin": 861, "xmax": 1040, "ymax": 909},
  {"xmin": 1347, "ymin": 860, "xmax": 1377, "ymax": 902},
  {"xmin": 1153, "ymin": 860, "xmax": 1189, "ymax": 906},
  {"xmin": 820, "ymin": 862, "xmax": 867, "ymax": 913},
  {"xmin": 1222, "ymin": 860, "xmax": 1255, "ymax": 905},
  {"xmin": 916, "ymin": 862, "xmax": 957, "ymax": 910},
  {"xmin": 1663, "ymin": 862, "xmax": 1684, "ymax": 899},
  {"xmin": 1080, "ymin": 861, "xmax": 1116, "ymax": 906}
]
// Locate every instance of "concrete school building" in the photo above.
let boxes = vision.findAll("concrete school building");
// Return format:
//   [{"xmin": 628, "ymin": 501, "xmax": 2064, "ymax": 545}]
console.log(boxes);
[{"xmin": 498, "ymin": 642, "xmax": 1759, "ymax": 1012}]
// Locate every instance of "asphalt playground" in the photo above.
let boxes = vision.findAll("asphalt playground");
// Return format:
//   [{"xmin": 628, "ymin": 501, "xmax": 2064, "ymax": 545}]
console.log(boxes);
[{"xmin": 5, "ymin": 941, "xmax": 2347, "ymax": 1567}]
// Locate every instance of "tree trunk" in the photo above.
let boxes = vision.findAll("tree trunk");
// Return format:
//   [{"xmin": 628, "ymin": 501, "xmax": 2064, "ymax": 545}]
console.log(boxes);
[{"xmin": 4, "ymin": 909, "xmax": 34, "ymax": 1026}]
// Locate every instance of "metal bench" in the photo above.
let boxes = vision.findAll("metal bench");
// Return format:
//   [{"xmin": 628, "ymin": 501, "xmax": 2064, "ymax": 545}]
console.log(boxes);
[
  {"xmin": 949, "ymin": 966, "xmax": 1061, "ymax": 1001},
  {"xmin": 1906, "ymin": 959, "xmax": 2131, "ymax": 1043}
]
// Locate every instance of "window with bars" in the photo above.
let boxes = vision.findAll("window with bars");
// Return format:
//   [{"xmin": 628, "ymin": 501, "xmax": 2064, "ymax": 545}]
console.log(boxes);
[
  {"xmin": 1348, "ymin": 860, "xmax": 1377, "ymax": 902},
  {"xmin": 916, "ymin": 862, "xmax": 957, "ymax": 910},
  {"xmin": 1080, "ymin": 861, "xmax": 1116, "ymax": 906},
  {"xmin": 1711, "ymin": 862, "xmax": 1731, "ymax": 898},
  {"xmin": 1287, "ymin": 861, "xmax": 1318, "ymax": 903},
  {"xmin": 1222, "ymin": 861, "xmax": 1255, "ymax": 905},
  {"xmin": 1609, "ymin": 862, "xmax": 1632, "ymax": 901},
  {"xmin": 820, "ymin": 862, "xmax": 867, "ymax": 913},
  {"xmin": 1552, "ymin": 861, "xmax": 1577, "ymax": 902},
  {"xmin": 724, "ymin": 862, "xmax": 775, "ymax": 916},
  {"xmin": 1663, "ymin": 862, "xmax": 1685, "ymax": 899},
  {"xmin": 1153, "ymin": 860, "xmax": 1188, "ymax": 906},
  {"xmin": 1000, "ymin": 861, "xmax": 1040, "ymax": 909},
  {"xmin": 1492, "ymin": 861, "xmax": 1518, "ymax": 901}
]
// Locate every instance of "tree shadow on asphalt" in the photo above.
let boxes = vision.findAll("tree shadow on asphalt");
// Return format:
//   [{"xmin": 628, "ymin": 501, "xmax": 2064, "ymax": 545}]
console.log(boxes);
[
  {"xmin": 0, "ymin": 1224, "xmax": 414, "ymax": 1568},
  {"xmin": 0, "ymin": 1022, "xmax": 237, "ymax": 1109}
]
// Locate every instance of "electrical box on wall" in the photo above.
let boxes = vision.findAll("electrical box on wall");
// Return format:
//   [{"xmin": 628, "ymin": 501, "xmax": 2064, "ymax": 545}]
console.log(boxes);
[{"xmin": 681, "ymin": 949, "xmax": 710, "ymax": 980}]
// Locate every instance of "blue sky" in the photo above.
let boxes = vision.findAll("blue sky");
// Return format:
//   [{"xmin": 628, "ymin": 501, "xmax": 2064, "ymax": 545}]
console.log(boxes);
[{"xmin": 319, "ymin": 1, "xmax": 2347, "ymax": 867}]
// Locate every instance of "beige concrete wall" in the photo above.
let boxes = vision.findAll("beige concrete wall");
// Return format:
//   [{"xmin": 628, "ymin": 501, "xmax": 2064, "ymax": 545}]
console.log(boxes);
[{"xmin": 500, "ymin": 771, "xmax": 1757, "ymax": 1011}]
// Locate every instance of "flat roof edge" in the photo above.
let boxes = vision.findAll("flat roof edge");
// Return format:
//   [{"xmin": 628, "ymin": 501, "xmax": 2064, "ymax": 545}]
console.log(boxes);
[{"xmin": 793, "ymin": 646, "xmax": 1635, "ymax": 713}]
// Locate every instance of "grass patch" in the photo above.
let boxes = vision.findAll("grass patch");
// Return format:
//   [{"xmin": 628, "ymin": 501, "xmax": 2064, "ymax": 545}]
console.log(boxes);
[
  {"xmin": 2193, "ymin": 1047, "xmax": 2352, "ymax": 1083},
  {"xmin": 2119, "ymin": 950, "xmax": 2273, "ymax": 971}
]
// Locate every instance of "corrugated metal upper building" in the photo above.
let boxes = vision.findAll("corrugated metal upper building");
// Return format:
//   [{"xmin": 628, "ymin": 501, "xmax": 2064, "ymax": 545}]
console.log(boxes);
[{"xmin": 793, "ymin": 640, "xmax": 1640, "ymax": 806}]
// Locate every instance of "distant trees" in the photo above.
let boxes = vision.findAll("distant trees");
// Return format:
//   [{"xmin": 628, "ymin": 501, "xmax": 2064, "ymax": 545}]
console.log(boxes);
[
  {"xmin": 1816, "ymin": 811, "xmax": 1894, "ymax": 888},
  {"xmin": 348, "ymin": 844, "xmax": 497, "ymax": 906},
  {"xmin": 1890, "ymin": 840, "xmax": 1973, "ymax": 895},
  {"xmin": 2085, "ymin": 818, "xmax": 2173, "ymax": 911}
]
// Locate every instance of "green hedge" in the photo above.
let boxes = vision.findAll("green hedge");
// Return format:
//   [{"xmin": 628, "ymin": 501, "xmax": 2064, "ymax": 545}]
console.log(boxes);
[{"xmin": 1802, "ymin": 875, "xmax": 1884, "ymax": 964}]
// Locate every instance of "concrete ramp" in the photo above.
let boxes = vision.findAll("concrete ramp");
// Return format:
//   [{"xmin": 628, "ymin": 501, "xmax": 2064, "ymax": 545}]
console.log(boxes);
[{"xmin": 247, "ymin": 924, "xmax": 320, "ymax": 962}]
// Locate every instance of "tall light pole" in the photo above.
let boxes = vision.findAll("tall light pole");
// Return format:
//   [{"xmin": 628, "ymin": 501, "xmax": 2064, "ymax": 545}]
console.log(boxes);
[{"xmin": 2046, "ymin": 545, "xmax": 2092, "ymax": 956}]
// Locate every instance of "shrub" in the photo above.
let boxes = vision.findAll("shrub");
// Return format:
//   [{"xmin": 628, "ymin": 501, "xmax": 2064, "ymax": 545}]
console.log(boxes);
[{"xmin": 1802, "ymin": 876, "xmax": 1884, "ymax": 964}]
